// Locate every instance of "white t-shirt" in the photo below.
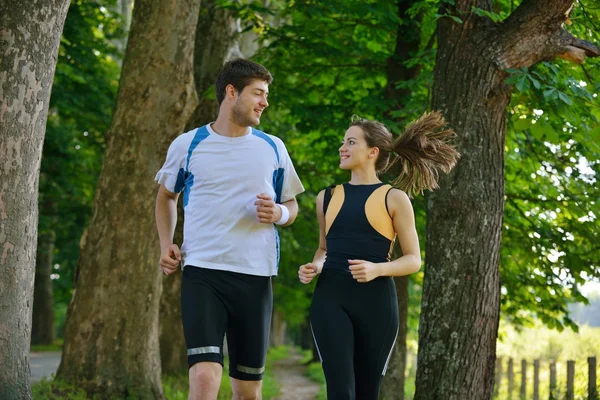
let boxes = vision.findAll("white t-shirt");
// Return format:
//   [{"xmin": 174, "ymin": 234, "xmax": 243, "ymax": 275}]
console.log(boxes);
[{"xmin": 155, "ymin": 123, "xmax": 305, "ymax": 276}]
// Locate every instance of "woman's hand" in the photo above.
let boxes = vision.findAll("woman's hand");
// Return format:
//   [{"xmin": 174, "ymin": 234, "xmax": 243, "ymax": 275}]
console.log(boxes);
[
  {"xmin": 348, "ymin": 259, "xmax": 381, "ymax": 283},
  {"xmin": 298, "ymin": 263, "xmax": 320, "ymax": 284}
]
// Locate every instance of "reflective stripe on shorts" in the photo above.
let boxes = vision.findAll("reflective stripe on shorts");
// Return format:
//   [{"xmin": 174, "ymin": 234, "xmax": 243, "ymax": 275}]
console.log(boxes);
[
  {"xmin": 187, "ymin": 346, "xmax": 220, "ymax": 356},
  {"xmin": 236, "ymin": 364, "xmax": 265, "ymax": 375}
]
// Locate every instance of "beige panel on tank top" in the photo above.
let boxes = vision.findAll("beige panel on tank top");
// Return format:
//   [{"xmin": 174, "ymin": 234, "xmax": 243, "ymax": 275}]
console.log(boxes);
[{"xmin": 365, "ymin": 184, "xmax": 395, "ymax": 242}]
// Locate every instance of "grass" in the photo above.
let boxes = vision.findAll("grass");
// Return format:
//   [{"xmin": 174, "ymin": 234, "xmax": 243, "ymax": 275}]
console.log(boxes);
[{"xmin": 33, "ymin": 378, "xmax": 88, "ymax": 400}]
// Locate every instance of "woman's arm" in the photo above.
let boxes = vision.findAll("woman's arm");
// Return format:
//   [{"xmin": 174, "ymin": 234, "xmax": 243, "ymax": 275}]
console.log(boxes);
[
  {"xmin": 299, "ymin": 189, "xmax": 327, "ymax": 283},
  {"xmin": 377, "ymin": 188, "xmax": 422, "ymax": 276},
  {"xmin": 348, "ymin": 188, "xmax": 421, "ymax": 282}
]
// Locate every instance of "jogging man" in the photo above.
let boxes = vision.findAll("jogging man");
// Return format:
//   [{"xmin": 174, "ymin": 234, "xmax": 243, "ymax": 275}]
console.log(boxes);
[{"xmin": 155, "ymin": 58, "xmax": 304, "ymax": 399}]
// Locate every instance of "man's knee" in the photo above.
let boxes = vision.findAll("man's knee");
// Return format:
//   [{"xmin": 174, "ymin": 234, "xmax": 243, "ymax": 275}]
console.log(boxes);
[
  {"xmin": 189, "ymin": 362, "xmax": 222, "ymax": 388},
  {"xmin": 231, "ymin": 379, "xmax": 262, "ymax": 400}
]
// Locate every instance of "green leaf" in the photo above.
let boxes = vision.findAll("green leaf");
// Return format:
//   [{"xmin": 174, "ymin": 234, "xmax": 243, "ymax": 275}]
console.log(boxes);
[
  {"xmin": 529, "ymin": 75, "xmax": 541, "ymax": 89},
  {"xmin": 543, "ymin": 88, "xmax": 557, "ymax": 101},
  {"xmin": 590, "ymin": 126, "xmax": 600, "ymax": 142},
  {"xmin": 513, "ymin": 118, "xmax": 532, "ymax": 132},
  {"xmin": 515, "ymin": 75, "xmax": 530, "ymax": 92},
  {"xmin": 558, "ymin": 91, "xmax": 573, "ymax": 106}
]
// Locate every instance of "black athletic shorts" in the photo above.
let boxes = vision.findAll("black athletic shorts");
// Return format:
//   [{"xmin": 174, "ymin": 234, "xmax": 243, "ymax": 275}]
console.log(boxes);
[{"xmin": 181, "ymin": 266, "xmax": 273, "ymax": 381}]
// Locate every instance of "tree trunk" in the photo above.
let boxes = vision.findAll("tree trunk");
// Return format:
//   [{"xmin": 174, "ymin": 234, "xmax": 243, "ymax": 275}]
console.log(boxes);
[
  {"xmin": 31, "ymin": 231, "xmax": 56, "ymax": 345},
  {"xmin": 56, "ymin": 0, "xmax": 200, "ymax": 397},
  {"xmin": 380, "ymin": 2, "xmax": 422, "ymax": 398},
  {"xmin": 414, "ymin": 1, "xmax": 599, "ymax": 399},
  {"xmin": 0, "ymin": 1, "xmax": 70, "ymax": 398},
  {"xmin": 159, "ymin": 0, "xmax": 240, "ymax": 375}
]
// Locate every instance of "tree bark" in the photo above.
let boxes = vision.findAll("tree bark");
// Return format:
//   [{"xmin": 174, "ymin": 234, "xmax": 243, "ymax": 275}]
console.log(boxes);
[
  {"xmin": 380, "ymin": 2, "xmax": 422, "ymax": 398},
  {"xmin": 31, "ymin": 231, "xmax": 56, "ymax": 345},
  {"xmin": 414, "ymin": 1, "xmax": 599, "ymax": 399},
  {"xmin": 0, "ymin": 1, "xmax": 70, "ymax": 398},
  {"xmin": 56, "ymin": 0, "xmax": 200, "ymax": 397}
]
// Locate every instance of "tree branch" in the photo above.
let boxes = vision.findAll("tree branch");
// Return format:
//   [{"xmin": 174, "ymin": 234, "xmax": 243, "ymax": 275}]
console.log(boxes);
[{"xmin": 494, "ymin": 0, "xmax": 600, "ymax": 69}]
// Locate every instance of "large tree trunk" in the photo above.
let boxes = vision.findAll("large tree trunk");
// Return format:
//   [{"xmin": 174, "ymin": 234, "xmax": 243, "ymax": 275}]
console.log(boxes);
[
  {"xmin": 380, "ymin": 2, "xmax": 422, "ymax": 398},
  {"xmin": 0, "ymin": 1, "xmax": 70, "ymax": 398},
  {"xmin": 56, "ymin": 0, "xmax": 200, "ymax": 397},
  {"xmin": 414, "ymin": 2, "xmax": 599, "ymax": 399},
  {"xmin": 31, "ymin": 231, "xmax": 56, "ymax": 345}
]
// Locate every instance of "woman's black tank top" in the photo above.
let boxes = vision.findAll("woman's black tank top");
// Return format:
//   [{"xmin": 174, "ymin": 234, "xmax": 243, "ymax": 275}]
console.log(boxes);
[{"xmin": 323, "ymin": 182, "xmax": 396, "ymax": 272}]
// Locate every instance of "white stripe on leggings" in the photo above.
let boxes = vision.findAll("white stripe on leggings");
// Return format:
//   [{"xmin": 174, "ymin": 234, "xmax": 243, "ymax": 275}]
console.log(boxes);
[
  {"xmin": 310, "ymin": 323, "xmax": 323, "ymax": 363},
  {"xmin": 382, "ymin": 324, "xmax": 399, "ymax": 376}
]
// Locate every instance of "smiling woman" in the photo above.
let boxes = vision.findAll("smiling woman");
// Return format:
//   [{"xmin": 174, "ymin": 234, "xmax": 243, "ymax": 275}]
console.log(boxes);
[{"xmin": 298, "ymin": 111, "xmax": 460, "ymax": 399}]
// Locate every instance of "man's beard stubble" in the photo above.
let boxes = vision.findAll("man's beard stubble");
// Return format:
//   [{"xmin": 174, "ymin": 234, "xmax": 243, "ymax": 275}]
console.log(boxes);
[{"xmin": 231, "ymin": 100, "xmax": 258, "ymax": 127}]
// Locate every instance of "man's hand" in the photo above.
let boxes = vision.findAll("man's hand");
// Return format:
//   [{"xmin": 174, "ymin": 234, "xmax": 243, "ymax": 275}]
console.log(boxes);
[
  {"xmin": 298, "ymin": 263, "xmax": 320, "ymax": 284},
  {"xmin": 160, "ymin": 244, "xmax": 181, "ymax": 275},
  {"xmin": 255, "ymin": 193, "xmax": 281, "ymax": 224},
  {"xmin": 349, "ymin": 259, "xmax": 381, "ymax": 283}
]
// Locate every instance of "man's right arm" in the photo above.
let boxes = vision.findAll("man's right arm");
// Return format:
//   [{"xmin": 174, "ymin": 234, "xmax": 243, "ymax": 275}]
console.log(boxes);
[{"xmin": 155, "ymin": 184, "xmax": 181, "ymax": 275}]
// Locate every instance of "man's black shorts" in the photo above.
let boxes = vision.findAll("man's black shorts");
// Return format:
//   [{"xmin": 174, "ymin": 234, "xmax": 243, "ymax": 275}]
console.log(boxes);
[{"xmin": 180, "ymin": 266, "xmax": 273, "ymax": 381}]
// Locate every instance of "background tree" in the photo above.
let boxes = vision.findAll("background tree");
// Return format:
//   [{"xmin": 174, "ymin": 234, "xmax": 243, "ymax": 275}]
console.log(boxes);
[
  {"xmin": 414, "ymin": 1, "xmax": 599, "ymax": 399},
  {"xmin": 55, "ymin": 0, "xmax": 201, "ymax": 396},
  {"xmin": 0, "ymin": 0, "xmax": 70, "ymax": 397}
]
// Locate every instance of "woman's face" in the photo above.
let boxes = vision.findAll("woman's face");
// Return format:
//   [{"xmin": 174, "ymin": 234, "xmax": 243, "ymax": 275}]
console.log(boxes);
[{"xmin": 339, "ymin": 126, "xmax": 377, "ymax": 170}]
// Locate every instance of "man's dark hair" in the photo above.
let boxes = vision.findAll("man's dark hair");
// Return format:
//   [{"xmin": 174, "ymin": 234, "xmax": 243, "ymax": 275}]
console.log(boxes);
[{"xmin": 215, "ymin": 58, "xmax": 273, "ymax": 105}]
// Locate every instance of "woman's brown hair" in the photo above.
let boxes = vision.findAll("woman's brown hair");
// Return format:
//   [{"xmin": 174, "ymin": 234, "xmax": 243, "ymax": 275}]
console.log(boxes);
[{"xmin": 351, "ymin": 111, "xmax": 460, "ymax": 197}]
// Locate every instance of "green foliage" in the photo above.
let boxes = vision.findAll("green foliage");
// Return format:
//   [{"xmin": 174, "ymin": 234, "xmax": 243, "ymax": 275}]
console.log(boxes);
[
  {"xmin": 501, "ymin": 1, "xmax": 600, "ymax": 330},
  {"xmin": 33, "ymin": 378, "xmax": 88, "ymax": 400}
]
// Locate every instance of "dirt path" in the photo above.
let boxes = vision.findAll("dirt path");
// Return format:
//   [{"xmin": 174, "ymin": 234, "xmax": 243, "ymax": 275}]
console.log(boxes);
[{"xmin": 271, "ymin": 351, "xmax": 321, "ymax": 400}]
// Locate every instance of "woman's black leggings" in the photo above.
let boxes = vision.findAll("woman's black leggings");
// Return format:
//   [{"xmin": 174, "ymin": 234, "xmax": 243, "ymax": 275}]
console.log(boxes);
[{"xmin": 310, "ymin": 269, "xmax": 399, "ymax": 400}]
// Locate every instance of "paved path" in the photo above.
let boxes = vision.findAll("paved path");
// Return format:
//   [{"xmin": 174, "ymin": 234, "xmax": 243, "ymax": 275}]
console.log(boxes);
[
  {"xmin": 271, "ymin": 351, "xmax": 321, "ymax": 400},
  {"xmin": 30, "ymin": 351, "xmax": 61, "ymax": 382}
]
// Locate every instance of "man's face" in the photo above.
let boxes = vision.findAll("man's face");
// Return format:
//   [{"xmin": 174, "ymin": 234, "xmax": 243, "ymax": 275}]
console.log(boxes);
[{"xmin": 231, "ymin": 79, "xmax": 269, "ymax": 127}]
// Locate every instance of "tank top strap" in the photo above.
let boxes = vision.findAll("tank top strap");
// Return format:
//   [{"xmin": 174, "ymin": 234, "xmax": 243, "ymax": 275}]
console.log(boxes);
[{"xmin": 323, "ymin": 184, "xmax": 336, "ymax": 215}]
